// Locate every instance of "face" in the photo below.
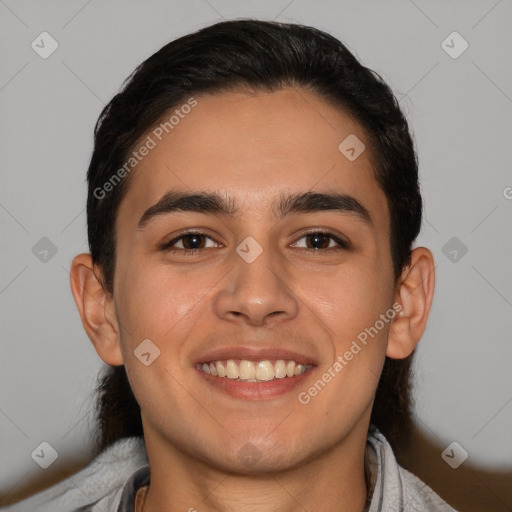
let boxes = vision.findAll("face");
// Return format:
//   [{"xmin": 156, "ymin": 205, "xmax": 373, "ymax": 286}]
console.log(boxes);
[{"xmin": 111, "ymin": 87, "xmax": 398, "ymax": 473}]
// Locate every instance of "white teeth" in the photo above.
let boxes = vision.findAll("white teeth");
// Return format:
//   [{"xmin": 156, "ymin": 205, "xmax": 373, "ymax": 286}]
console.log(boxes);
[
  {"xmin": 239, "ymin": 360, "xmax": 256, "ymax": 380},
  {"xmin": 198, "ymin": 359, "xmax": 309, "ymax": 381},
  {"xmin": 255, "ymin": 360, "xmax": 274, "ymax": 381},
  {"xmin": 294, "ymin": 364, "xmax": 305, "ymax": 376},
  {"xmin": 274, "ymin": 360, "xmax": 287, "ymax": 378},
  {"xmin": 216, "ymin": 361, "xmax": 226, "ymax": 377},
  {"xmin": 226, "ymin": 359, "xmax": 239, "ymax": 379}
]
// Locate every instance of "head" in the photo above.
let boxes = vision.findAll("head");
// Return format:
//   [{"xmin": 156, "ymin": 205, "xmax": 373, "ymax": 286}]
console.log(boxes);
[{"xmin": 71, "ymin": 19, "xmax": 434, "ymax": 471}]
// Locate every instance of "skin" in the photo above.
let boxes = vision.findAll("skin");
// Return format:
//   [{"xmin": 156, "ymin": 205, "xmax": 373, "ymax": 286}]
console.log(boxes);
[{"xmin": 71, "ymin": 87, "xmax": 435, "ymax": 512}]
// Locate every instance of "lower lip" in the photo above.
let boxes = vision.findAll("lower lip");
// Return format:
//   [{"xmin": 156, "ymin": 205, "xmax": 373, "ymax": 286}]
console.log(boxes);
[{"xmin": 196, "ymin": 368, "xmax": 314, "ymax": 400}]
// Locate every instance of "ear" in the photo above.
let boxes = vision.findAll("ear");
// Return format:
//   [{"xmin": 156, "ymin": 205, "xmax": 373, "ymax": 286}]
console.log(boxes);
[
  {"xmin": 69, "ymin": 253, "xmax": 123, "ymax": 365},
  {"xmin": 386, "ymin": 247, "xmax": 435, "ymax": 359}
]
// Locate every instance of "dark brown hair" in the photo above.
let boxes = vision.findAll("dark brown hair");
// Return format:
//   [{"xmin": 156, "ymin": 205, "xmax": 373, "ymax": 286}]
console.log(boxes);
[{"xmin": 87, "ymin": 19, "xmax": 420, "ymax": 460}]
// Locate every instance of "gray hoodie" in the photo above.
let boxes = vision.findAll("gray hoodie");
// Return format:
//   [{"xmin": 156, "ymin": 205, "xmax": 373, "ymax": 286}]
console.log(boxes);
[{"xmin": 1, "ymin": 427, "xmax": 458, "ymax": 511}]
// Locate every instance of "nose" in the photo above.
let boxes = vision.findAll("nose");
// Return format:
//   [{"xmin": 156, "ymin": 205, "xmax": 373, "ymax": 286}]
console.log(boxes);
[{"xmin": 213, "ymin": 243, "xmax": 299, "ymax": 327}]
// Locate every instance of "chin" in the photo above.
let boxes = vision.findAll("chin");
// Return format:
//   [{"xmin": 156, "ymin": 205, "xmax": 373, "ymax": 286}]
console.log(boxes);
[{"xmin": 196, "ymin": 434, "xmax": 319, "ymax": 475}]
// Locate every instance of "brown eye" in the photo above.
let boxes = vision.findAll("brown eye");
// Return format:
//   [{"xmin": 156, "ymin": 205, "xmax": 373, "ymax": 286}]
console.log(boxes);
[
  {"xmin": 180, "ymin": 234, "xmax": 207, "ymax": 250},
  {"xmin": 293, "ymin": 231, "xmax": 349, "ymax": 250},
  {"xmin": 305, "ymin": 232, "xmax": 330, "ymax": 249},
  {"xmin": 161, "ymin": 232, "xmax": 220, "ymax": 253}
]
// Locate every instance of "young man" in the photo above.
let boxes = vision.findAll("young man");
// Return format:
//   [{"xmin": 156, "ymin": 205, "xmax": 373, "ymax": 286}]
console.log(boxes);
[{"xmin": 2, "ymin": 19, "xmax": 457, "ymax": 512}]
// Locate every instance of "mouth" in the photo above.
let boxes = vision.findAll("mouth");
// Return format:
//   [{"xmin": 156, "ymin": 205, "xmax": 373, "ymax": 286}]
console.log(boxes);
[
  {"xmin": 194, "ymin": 350, "xmax": 317, "ymax": 400},
  {"xmin": 196, "ymin": 358, "xmax": 313, "ymax": 382}
]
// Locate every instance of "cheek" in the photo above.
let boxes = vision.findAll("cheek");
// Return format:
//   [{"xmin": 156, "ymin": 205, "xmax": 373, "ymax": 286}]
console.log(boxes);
[
  {"xmin": 308, "ymin": 262, "xmax": 393, "ymax": 341},
  {"xmin": 305, "ymin": 264, "xmax": 393, "ymax": 405},
  {"xmin": 114, "ymin": 262, "xmax": 211, "ymax": 424},
  {"xmin": 305, "ymin": 270, "xmax": 393, "ymax": 399},
  {"xmin": 115, "ymin": 259, "xmax": 213, "ymax": 347}
]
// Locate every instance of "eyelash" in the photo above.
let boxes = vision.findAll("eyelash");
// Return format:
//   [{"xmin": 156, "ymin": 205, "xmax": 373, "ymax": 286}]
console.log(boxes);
[{"xmin": 160, "ymin": 229, "xmax": 350, "ymax": 255}]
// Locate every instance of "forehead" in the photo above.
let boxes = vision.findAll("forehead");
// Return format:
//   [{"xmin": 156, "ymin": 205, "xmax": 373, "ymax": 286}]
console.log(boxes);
[{"xmin": 116, "ymin": 87, "xmax": 388, "ymax": 228}]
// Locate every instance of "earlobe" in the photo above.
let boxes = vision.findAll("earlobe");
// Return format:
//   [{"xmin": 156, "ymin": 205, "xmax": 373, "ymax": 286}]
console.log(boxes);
[
  {"xmin": 386, "ymin": 247, "xmax": 435, "ymax": 359},
  {"xmin": 69, "ymin": 253, "xmax": 124, "ymax": 366}
]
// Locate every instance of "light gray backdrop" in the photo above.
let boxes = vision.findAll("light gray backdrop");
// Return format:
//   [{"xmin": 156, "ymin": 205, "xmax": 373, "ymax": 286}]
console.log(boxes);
[{"xmin": 1, "ymin": 0, "xmax": 511, "ymax": 510}]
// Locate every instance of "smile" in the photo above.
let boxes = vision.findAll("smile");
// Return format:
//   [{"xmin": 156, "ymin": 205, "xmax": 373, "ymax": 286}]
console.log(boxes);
[{"xmin": 196, "ymin": 359, "xmax": 311, "ymax": 382}]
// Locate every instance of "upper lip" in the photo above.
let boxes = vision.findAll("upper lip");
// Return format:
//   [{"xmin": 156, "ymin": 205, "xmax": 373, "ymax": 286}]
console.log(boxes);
[{"xmin": 194, "ymin": 346, "xmax": 319, "ymax": 366}]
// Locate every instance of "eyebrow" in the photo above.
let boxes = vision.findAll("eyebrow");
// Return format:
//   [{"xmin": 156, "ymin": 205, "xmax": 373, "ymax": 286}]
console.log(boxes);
[{"xmin": 137, "ymin": 190, "xmax": 372, "ymax": 229}]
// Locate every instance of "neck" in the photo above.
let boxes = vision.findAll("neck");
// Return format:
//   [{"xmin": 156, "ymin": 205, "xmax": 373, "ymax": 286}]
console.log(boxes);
[{"xmin": 142, "ymin": 425, "xmax": 370, "ymax": 512}]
